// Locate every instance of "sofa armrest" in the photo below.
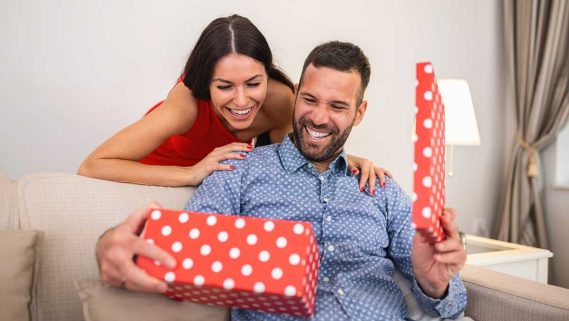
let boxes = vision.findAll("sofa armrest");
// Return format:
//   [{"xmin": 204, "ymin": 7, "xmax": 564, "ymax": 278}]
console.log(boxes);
[{"xmin": 461, "ymin": 264, "xmax": 569, "ymax": 321}]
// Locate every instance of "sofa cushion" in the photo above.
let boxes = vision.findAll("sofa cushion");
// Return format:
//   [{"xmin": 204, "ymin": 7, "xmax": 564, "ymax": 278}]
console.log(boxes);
[
  {"xmin": 0, "ymin": 230, "xmax": 42, "ymax": 321},
  {"xmin": 0, "ymin": 175, "xmax": 16, "ymax": 230},
  {"xmin": 76, "ymin": 279, "xmax": 229, "ymax": 321},
  {"xmin": 17, "ymin": 173, "xmax": 195, "ymax": 321}
]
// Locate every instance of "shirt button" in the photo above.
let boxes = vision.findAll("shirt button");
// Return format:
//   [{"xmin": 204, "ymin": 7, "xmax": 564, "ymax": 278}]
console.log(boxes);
[
  {"xmin": 323, "ymin": 197, "xmax": 329, "ymax": 203},
  {"xmin": 327, "ymin": 244, "xmax": 335, "ymax": 252},
  {"xmin": 323, "ymin": 277, "xmax": 330, "ymax": 283},
  {"xmin": 326, "ymin": 215, "xmax": 332, "ymax": 222},
  {"xmin": 337, "ymin": 288, "xmax": 345, "ymax": 296},
  {"xmin": 319, "ymin": 176, "xmax": 325, "ymax": 181}
]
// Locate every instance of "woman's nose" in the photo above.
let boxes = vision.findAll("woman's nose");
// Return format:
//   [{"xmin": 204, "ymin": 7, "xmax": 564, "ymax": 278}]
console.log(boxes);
[{"xmin": 233, "ymin": 87, "xmax": 248, "ymax": 107}]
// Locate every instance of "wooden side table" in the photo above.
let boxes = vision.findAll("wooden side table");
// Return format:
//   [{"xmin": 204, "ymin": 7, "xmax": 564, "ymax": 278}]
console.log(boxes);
[{"xmin": 465, "ymin": 234, "xmax": 553, "ymax": 283}]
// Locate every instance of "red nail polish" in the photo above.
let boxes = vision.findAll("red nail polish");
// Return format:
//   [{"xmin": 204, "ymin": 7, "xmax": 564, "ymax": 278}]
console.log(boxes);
[
  {"xmin": 230, "ymin": 165, "xmax": 235, "ymax": 170},
  {"xmin": 360, "ymin": 187, "xmax": 364, "ymax": 192},
  {"xmin": 247, "ymin": 144, "xmax": 253, "ymax": 149},
  {"xmin": 382, "ymin": 182, "xmax": 386, "ymax": 188},
  {"xmin": 371, "ymin": 190, "xmax": 375, "ymax": 196},
  {"xmin": 352, "ymin": 169, "xmax": 358, "ymax": 174},
  {"xmin": 240, "ymin": 154, "xmax": 246, "ymax": 159}
]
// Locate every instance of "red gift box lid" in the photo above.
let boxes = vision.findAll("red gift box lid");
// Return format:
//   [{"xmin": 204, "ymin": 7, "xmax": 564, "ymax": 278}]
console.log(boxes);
[{"xmin": 413, "ymin": 62, "xmax": 446, "ymax": 243}]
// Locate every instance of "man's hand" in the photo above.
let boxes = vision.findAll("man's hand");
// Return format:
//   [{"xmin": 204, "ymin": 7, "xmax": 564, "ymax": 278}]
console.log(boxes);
[
  {"xmin": 96, "ymin": 202, "xmax": 177, "ymax": 293},
  {"xmin": 411, "ymin": 208, "xmax": 466, "ymax": 299}
]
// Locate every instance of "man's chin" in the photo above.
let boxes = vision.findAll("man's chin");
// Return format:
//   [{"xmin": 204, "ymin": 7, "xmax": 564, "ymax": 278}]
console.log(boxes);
[{"xmin": 299, "ymin": 144, "xmax": 332, "ymax": 162}]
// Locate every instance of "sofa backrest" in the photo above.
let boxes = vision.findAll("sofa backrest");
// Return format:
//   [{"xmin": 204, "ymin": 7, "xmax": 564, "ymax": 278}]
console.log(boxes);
[
  {"xmin": 16, "ymin": 173, "xmax": 195, "ymax": 321},
  {"xmin": 0, "ymin": 175, "xmax": 16, "ymax": 231}
]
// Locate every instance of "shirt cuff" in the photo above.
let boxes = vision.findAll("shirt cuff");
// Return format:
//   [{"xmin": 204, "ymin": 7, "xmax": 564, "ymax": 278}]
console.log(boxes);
[{"xmin": 410, "ymin": 273, "xmax": 467, "ymax": 318}]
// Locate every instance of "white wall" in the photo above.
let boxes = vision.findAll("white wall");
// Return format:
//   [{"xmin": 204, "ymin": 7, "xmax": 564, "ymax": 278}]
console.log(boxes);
[{"xmin": 0, "ymin": 0, "xmax": 504, "ymax": 235}]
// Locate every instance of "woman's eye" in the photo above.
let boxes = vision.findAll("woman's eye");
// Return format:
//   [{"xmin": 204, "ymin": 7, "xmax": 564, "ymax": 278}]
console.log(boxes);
[
  {"xmin": 247, "ymin": 83, "xmax": 261, "ymax": 88},
  {"xmin": 217, "ymin": 85, "xmax": 232, "ymax": 90}
]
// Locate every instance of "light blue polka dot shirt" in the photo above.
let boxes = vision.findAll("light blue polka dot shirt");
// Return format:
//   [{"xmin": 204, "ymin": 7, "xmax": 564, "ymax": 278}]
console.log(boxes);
[{"xmin": 185, "ymin": 136, "xmax": 467, "ymax": 321}]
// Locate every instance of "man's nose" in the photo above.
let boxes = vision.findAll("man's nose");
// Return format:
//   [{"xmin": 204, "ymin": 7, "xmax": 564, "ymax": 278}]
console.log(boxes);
[
  {"xmin": 310, "ymin": 104, "xmax": 329, "ymax": 125},
  {"xmin": 233, "ymin": 87, "xmax": 248, "ymax": 107}
]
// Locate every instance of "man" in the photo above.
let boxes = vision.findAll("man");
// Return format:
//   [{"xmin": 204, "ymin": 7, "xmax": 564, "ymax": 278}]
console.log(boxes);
[{"xmin": 97, "ymin": 41, "xmax": 467, "ymax": 321}]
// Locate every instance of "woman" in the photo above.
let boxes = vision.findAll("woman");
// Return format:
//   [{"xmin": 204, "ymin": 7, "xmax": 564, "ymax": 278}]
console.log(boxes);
[{"xmin": 78, "ymin": 14, "xmax": 390, "ymax": 192}]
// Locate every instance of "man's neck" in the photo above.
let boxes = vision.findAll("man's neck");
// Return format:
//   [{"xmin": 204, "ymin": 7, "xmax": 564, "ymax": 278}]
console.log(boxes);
[{"xmin": 312, "ymin": 161, "xmax": 332, "ymax": 173}]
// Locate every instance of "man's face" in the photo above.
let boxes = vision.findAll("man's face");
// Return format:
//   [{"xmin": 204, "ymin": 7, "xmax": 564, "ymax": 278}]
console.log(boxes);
[{"xmin": 292, "ymin": 64, "xmax": 367, "ymax": 164}]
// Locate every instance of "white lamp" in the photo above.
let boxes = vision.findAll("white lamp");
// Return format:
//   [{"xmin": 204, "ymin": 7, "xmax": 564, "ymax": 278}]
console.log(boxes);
[{"xmin": 438, "ymin": 79, "xmax": 481, "ymax": 176}]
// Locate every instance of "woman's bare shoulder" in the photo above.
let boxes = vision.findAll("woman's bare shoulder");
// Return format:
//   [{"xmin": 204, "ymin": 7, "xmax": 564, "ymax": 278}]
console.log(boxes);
[
  {"xmin": 155, "ymin": 82, "xmax": 201, "ymax": 135},
  {"xmin": 263, "ymin": 78, "xmax": 295, "ymax": 124}
]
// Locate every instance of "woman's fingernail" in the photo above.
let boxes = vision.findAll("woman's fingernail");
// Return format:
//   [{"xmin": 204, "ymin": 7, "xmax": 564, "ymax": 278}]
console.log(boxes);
[
  {"xmin": 371, "ymin": 189, "xmax": 375, "ymax": 196},
  {"xmin": 247, "ymin": 144, "xmax": 253, "ymax": 149},
  {"xmin": 360, "ymin": 187, "xmax": 364, "ymax": 192},
  {"xmin": 240, "ymin": 154, "xmax": 246, "ymax": 159},
  {"xmin": 352, "ymin": 169, "xmax": 358, "ymax": 174},
  {"xmin": 230, "ymin": 165, "xmax": 235, "ymax": 170},
  {"xmin": 382, "ymin": 182, "xmax": 386, "ymax": 188}
]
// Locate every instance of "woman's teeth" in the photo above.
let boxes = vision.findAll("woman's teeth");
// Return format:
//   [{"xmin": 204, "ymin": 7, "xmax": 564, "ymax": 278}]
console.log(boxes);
[
  {"xmin": 229, "ymin": 107, "xmax": 253, "ymax": 116},
  {"xmin": 306, "ymin": 127, "xmax": 330, "ymax": 139}
]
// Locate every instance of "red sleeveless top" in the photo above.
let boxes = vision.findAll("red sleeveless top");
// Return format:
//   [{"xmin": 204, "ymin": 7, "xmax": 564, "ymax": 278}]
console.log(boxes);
[{"xmin": 139, "ymin": 81, "xmax": 245, "ymax": 167}]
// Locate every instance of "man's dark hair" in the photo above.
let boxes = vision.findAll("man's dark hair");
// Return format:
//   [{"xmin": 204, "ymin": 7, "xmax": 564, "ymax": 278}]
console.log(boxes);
[
  {"xmin": 183, "ymin": 14, "xmax": 293, "ymax": 100},
  {"xmin": 299, "ymin": 41, "xmax": 371, "ymax": 105}
]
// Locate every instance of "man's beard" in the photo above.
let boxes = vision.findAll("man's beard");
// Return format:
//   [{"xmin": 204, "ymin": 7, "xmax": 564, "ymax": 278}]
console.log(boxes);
[{"xmin": 292, "ymin": 114, "xmax": 355, "ymax": 163}]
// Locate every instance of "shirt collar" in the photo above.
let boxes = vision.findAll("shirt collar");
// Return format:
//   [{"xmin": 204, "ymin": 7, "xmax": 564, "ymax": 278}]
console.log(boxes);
[{"xmin": 277, "ymin": 135, "xmax": 349, "ymax": 175}]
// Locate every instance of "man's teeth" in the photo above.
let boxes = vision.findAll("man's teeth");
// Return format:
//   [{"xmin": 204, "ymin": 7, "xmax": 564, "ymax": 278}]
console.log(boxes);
[
  {"xmin": 229, "ymin": 107, "xmax": 252, "ymax": 115},
  {"xmin": 306, "ymin": 127, "xmax": 330, "ymax": 139}
]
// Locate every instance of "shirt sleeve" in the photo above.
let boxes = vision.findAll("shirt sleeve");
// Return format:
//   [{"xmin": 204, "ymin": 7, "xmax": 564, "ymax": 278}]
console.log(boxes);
[
  {"xmin": 382, "ymin": 178, "xmax": 467, "ymax": 319},
  {"xmin": 184, "ymin": 158, "xmax": 247, "ymax": 215}
]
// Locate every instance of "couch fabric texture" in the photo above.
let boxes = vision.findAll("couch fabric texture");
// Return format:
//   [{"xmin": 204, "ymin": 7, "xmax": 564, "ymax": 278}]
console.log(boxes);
[{"xmin": 76, "ymin": 279, "xmax": 229, "ymax": 321}]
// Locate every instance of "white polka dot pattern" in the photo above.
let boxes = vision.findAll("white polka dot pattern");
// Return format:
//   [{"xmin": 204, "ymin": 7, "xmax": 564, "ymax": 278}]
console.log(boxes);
[
  {"xmin": 136, "ymin": 208, "xmax": 320, "ymax": 316},
  {"xmin": 413, "ymin": 62, "xmax": 446, "ymax": 243}
]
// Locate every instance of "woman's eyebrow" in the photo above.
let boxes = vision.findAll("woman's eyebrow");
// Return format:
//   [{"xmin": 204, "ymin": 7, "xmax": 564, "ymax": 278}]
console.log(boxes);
[{"xmin": 212, "ymin": 74, "xmax": 264, "ymax": 83}]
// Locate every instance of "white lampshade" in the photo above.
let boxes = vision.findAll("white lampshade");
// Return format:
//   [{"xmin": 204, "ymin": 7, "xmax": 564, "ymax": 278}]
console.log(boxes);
[{"xmin": 438, "ymin": 79, "xmax": 481, "ymax": 146}]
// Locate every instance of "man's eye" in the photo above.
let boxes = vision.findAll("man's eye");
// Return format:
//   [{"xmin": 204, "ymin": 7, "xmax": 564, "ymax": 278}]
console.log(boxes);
[
  {"xmin": 303, "ymin": 98, "xmax": 316, "ymax": 104},
  {"xmin": 217, "ymin": 85, "xmax": 232, "ymax": 90},
  {"xmin": 247, "ymin": 83, "xmax": 261, "ymax": 88},
  {"xmin": 331, "ymin": 105, "xmax": 346, "ymax": 110}
]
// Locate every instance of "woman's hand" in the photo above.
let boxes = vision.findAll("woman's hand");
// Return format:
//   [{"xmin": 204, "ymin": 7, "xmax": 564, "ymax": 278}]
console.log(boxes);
[
  {"xmin": 347, "ymin": 154, "xmax": 392, "ymax": 196},
  {"xmin": 186, "ymin": 142, "xmax": 252, "ymax": 185}
]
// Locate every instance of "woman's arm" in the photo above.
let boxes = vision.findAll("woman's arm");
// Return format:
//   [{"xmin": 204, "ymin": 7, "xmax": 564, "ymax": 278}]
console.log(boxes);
[{"xmin": 78, "ymin": 82, "xmax": 230, "ymax": 187}]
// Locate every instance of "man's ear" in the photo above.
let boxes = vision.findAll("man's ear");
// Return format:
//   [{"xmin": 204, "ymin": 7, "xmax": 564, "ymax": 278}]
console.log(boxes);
[
  {"xmin": 353, "ymin": 100, "xmax": 368, "ymax": 126},
  {"xmin": 294, "ymin": 83, "xmax": 299, "ymax": 94}
]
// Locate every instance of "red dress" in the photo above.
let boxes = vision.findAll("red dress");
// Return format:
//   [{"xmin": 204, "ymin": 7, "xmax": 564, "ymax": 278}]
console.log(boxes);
[{"xmin": 139, "ymin": 84, "xmax": 245, "ymax": 167}]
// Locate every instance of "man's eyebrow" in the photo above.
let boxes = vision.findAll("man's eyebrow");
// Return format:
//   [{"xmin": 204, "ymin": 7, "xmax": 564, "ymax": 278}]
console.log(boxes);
[
  {"xmin": 329, "ymin": 100, "xmax": 350, "ymax": 107},
  {"xmin": 212, "ymin": 74, "xmax": 263, "ymax": 83},
  {"xmin": 299, "ymin": 92, "xmax": 317, "ymax": 99}
]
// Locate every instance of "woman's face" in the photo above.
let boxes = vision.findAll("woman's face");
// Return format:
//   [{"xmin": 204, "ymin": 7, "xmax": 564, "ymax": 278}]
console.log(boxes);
[{"xmin": 209, "ymin": 53, "xmax": 268, "ymax": 131}]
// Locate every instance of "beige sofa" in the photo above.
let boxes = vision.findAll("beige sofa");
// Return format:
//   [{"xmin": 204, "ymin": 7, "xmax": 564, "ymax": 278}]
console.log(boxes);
[{"xmin": 1, "ymin": 172, "xmax": 568, "ymax": 321}]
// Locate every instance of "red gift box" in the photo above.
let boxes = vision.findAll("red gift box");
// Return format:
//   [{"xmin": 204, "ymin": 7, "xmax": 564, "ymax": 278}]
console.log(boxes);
[
  {"xmin": 412, "ymin": 62, "xmax": 446, "ymax": 243},
  {"xmin": 137, "ymin": 208, "xmax": 320, "ymax": 316}
]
